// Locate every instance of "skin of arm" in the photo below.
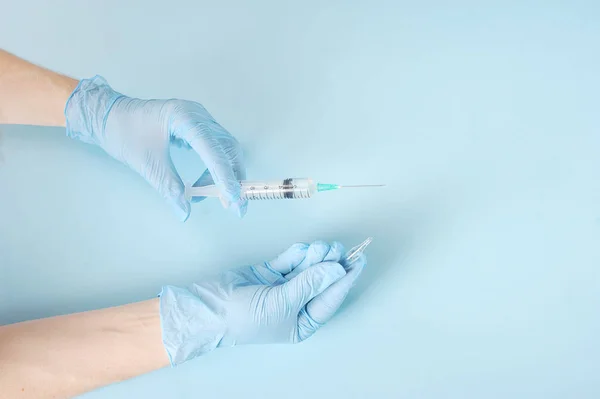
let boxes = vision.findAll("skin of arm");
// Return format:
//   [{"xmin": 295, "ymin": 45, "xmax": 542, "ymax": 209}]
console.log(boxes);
[
  {"xmin": 0, "ymin": 49, "xmax": 78, "ymax": 126},
  {"xmin": 0, "ymin": 299, "xmax": 169, "ymax": 399}
]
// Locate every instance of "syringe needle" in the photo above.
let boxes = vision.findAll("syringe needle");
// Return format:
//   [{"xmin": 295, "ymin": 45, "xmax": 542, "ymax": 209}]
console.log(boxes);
[{"xmin": 338, "ymin": 184, "xmax": 386, "ymax": 188}]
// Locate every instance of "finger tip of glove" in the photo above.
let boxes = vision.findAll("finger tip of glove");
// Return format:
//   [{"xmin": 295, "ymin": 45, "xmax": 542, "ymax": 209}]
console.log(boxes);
[
  {"xmin": 175, "ymin": 207, "xmax": 191, "ymax": 222},
  {"xmin": 308, "ymin": 240, "xmax": 331, "ymax": 254},
  {"xmin": 219, "ymin": 180, "xmax": 242, "ymax": 203},
  {"xmin": 327, "ymin": 241, "xmax": 345, "ymax": 260},
  {"xmin": 235, "ymin": 200, "xmax": 248, "ymax": 218},
  {"xmin": 171, "ymin": 198, "xmax": 191, "ymax": 222},
  {"xmin": 292, "ymin": 242, "xmax": 310, "ymax": 251},
  {"xmin": 227, "ymin": 198, "xmax": 247, "ymax": 218},
  {"xmin": 218, "ymin": 187, "xmax": 243, "ymax": 210},
  {"xmin": 331, "ymin": 241, "xmax": 344, "ymax": 251}
]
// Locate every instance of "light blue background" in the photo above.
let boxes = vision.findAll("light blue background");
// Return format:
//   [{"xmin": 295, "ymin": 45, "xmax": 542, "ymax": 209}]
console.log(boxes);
[{"xmin": 1, "ymin": 1, "xmax": 599, "ymax": 398}]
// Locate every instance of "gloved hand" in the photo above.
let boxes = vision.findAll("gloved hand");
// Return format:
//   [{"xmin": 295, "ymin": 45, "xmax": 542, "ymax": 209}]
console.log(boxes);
[
  {"xmin": 64, "ymin": 75, "xmax": 246, "ymax": 221},
  {"xmin": 159, "ymin": 240, "xmax": 366, "ymax": 365}
]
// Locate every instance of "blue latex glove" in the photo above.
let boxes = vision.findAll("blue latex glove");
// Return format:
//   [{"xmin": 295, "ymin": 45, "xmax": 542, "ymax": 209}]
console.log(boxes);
[
  {"xmin": 64, "ymin": 76, "xmax": 247, "ymax": 221},
  {"xmin": 159, "ymin": 241, "xmax": 366, "ymax": 365}
]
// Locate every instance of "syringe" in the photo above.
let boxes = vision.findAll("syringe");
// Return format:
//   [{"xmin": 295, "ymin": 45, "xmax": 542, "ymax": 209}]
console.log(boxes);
[{"xmin": 185, "ymin": 178, "xmax": 384, "ymax": 201}]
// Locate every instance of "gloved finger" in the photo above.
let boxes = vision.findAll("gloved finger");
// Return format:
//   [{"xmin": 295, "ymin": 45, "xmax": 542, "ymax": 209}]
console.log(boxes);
[
  {"xmin": 190, "ymin": 168, "xmax": 213, "ymax": 203},
  {"xmin": 138, "ymin": 154, "xmax": 190, "ymax": 222},
  {"xmin": 305, "ymin": 254, "xmax": 366, "ymax": 325},
  {"xmin": 183, "ymin": 123, "xmax": 242, "ymax": 206},
  {"xmin": 285, "ymin": 241, "xmax": 344, "ymax": 280},
  {"xmin": 323, "ymin": 241, "xmax": 344, "ymax": 262},
  {"xmin": 221, "ymin": 138, "xmax": 248, "ymax": 218},
  {"xmin": 250, "ymin": 243, "xmax": 309, "ymax": 286},
  {"xmin": 225, "ymin": 137, "xmax": 247, "ymax": 182},
  {"xmin": 267, "ymin": 243, "xmax": 309, "ymax": 274},
  {"xmin": 191, "ymin": 168, "xmax": 248, "ymax": 216},
  {"xmin": 230, "ymin": 198, "xmax": 248, "ymax": 219},
  {"xmin": 280, "ymin": 262, "xmax": 346, "ymax": 309}
]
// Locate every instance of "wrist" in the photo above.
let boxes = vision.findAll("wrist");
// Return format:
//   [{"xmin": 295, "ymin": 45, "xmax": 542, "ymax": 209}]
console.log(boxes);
[
  {"xmin": 158, "ymin": 285, "xmax": 227, "ymax": 366},
  {"xmin": 64, "ymin": 75, "xmax": 124, "ymax": 146}
]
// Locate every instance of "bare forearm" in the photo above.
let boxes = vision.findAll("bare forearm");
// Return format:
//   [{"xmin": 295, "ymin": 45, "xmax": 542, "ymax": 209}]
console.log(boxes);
[
  {"xmin": 0, "ymin": 299, "xmax": 169, "ymax": 399},
  {"xmin": 0, "ymin": 49, "xmax": 78, "ymax": 126}
]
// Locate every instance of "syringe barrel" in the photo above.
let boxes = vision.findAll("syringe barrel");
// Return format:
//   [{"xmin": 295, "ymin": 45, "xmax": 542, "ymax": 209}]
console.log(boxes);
[{"xmin": 186, "ymin": 178, "xmax": 317, "ymax": 200}]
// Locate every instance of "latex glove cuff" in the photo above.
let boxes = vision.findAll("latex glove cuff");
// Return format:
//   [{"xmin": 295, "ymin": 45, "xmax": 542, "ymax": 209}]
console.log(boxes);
[
  {"xmin": 64, "ymin": 75, "xmax": 124, "ymax": 146},
  {"xmin": 159, "ymin": 285, "xmax": 226, "ymax": 366}
]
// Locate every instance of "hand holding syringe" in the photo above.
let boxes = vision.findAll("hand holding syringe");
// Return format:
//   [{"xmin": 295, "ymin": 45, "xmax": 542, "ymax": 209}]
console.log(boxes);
[{"xmin": 186, "ymin": 177, "xmax": 384, "ymax": 201}]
